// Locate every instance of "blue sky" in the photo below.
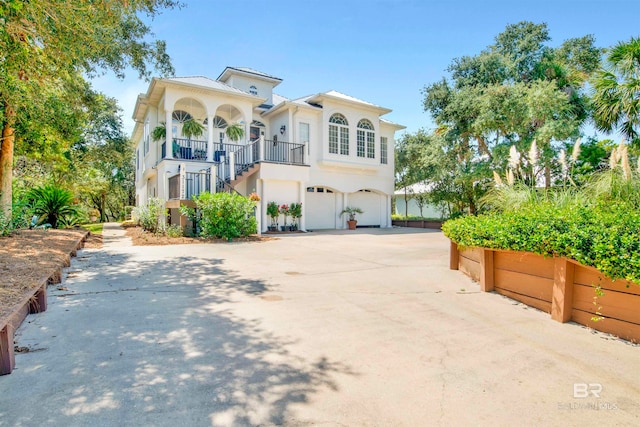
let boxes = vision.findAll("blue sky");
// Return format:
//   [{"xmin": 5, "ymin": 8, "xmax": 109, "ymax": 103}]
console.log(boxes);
[{"xmin": 91, "ymin": 0, "xmax": 640, "ymax": 138}]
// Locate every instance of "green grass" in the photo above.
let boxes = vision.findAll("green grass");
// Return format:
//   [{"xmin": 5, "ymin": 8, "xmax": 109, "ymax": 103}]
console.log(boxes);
[{"xmin": 81, "ymin": 223, "xmax": 104, "ymax": 235}]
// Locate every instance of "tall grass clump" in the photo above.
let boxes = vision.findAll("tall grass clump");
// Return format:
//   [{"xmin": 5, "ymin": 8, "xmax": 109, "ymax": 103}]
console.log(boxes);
[{"xmin": 444, "ymin": 139, "xmax": 640, "ymax": 284}]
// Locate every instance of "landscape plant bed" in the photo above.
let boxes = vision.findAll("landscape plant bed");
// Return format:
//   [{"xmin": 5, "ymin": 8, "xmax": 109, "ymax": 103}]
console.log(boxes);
[
  {"xmin": 0, "ymin": 229, "xmax": 89, "ymax": 374},
  {"xmin": 125, "ymin": 226, "xmax": 275, "ymax": 245},
  {"xmin": 450, "ymin": 242, "xmax": 640, "ymax": 343}
]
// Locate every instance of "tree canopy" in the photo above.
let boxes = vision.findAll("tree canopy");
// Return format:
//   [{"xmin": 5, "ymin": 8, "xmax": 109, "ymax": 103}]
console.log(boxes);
[{"xmin": 0, "ymin": 0, "xmax": 178, "ymax": 216}]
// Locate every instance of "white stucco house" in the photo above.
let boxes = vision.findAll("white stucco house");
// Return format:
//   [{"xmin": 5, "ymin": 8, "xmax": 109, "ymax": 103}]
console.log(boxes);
[{"xmin": 132, "ymin": 67, "xmax": 404, "ymax": 231}]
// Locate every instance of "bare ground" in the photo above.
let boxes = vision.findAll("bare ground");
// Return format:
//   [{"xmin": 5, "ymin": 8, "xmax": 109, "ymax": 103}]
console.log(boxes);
[{"xmin": 0, "ymin": 229, "xmax": 97, "ymax": 321}]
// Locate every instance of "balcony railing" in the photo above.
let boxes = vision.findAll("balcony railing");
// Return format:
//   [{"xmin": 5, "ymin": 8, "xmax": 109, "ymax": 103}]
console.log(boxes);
[
  {"xmin": 160, "ymin": 138, "xmax": 305, "ymax": 167},
  {"xmin": 264, "ymin": 140, "xmax": 305, "ymax": 165},
  {"xmin": 168, "ymin": 171, "xmax": 212, "ymax": 200}
]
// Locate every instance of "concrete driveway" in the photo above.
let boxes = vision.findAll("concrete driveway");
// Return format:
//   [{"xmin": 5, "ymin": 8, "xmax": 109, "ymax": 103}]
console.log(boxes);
[{"xmin": 1, "ymin": 224, "xmax": 638, "ymax": 426}]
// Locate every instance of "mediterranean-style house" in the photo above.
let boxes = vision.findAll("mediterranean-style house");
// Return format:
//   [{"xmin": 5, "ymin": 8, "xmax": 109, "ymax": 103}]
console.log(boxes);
[{"xmin": 132, "ymin": 67, "xmax": 404, "ymax": 231}]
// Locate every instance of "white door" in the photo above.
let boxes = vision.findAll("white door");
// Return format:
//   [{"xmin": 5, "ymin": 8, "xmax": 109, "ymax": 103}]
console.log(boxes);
[
  {"xmin": 306, "ymin": 187, "xmax": 336, "ymax": 230},
  {"xmin": 349, "ymin": 191, "xmax": 382, "ymax": 227}
]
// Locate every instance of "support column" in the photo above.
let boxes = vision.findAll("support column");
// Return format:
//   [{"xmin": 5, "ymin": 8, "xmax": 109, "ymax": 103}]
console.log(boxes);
[
  {"xmin": 206, "ymin": 115, "xmax": 214, "ymax": 161},
  {"xmin": 165, "ymin": 110, "xmax": 173, "ymax": 159},
  {"xmin": 229, "ymin": 152, "xmax": 236, "ymax": 181},
  {"xmin": 257, "ymin": 179, "xmax": 264, "ymax": 232},
  {"xmin": 552, "ymin": 258, "xmax": 575, "ymax": 323},
  {"xmin": 342, "ymin": 193, "xmax": 348, "ymax": 229},
  {"xmin": 299, "ymin": 181, "xmax": 306, "ymax": 231},
  {"xmin": 210, "ymin": 165, "xmax": 217, "ymax": 193},
  {"xmin": 259, "ymin": 135, "xmax": 264, "ymax": 162},
  {"xmin": 179, "ymin": 162, "xmax": 186, "ymax": 200}
]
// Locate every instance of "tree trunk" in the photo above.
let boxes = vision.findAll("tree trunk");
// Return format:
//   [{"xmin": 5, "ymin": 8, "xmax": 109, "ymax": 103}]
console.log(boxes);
[
  {"xmin": 404, "ymin": 188, "xmax": 409, "ymax": 218},
  {"xmin": 0, "ymin": 101, "xmax": 16, "ymax": 219},
  {"xmin": 545, "ymin": 165, "xmax": 551, "ymax": 189}
]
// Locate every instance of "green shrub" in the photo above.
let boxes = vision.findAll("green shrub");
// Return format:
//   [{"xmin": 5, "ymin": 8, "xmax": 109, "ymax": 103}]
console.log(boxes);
[
  {"xmin": 27, "ymin": 185, "xmax": 79, "ymax": 229},
  {"xmin": 187, "ymin": 192, "xmax": 256, "ymax": 241},
  {"xmin": 0, "ymin": 207, "xmax": 11, "ymax": 236},
  {"xmin": 443, "ymin": 202, "xmax": 640, "ymax": 284},
  {"xmin": 133, "ymin": 197, "xmax": 166, "ymax": 233},
  {"xmin": 164, "ymin": 224, "xmax": 183, "ymax": 238}
]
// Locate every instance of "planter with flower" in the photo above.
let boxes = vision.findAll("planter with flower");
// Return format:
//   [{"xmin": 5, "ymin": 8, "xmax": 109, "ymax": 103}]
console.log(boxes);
[
  {"xmin": 279, "ymin": 204, "xmax": 291, "ymax": 231},
  {"xmin": 340, "ymin": 207, "xmax": 363, "ymax": 230},
  {"xmin": 289, "ymin": 202, "xmax": 302, "ymax": 231},
  {"xmin": 267, "ymin": 201, "xmax": 279, "ymax": 232}
]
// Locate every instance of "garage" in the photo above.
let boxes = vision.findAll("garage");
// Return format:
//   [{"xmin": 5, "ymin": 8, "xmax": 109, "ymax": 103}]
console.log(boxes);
[
  {"xmin": 349, "ymin": 190, "xmax": 383, "ymax": 227},
  {"xmin": 305, "ymin": 187, "xmax": 337, "ymax": 230}
]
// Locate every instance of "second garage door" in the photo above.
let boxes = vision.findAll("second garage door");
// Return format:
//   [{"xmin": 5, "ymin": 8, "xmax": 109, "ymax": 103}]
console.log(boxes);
[
  {"xmin": 349, "ymin": 190, "xmax": 382, "ymax": 227},
  {"xmin": 305, "ymin": 187, "xmax": 337, "ymax": 230}
]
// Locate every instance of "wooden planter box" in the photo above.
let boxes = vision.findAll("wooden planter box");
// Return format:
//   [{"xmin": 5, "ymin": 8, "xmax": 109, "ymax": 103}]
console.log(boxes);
[
  {"xmin": 1, "ymin": 231, "xmax": 88, "ymax": 375},
  {"xmin": 450, "ymin": 241, "xmax": 640, "ymax": 343},
  {"xmin": 392, "ymin": 219, "xmax": 443, "ymax": 230}
]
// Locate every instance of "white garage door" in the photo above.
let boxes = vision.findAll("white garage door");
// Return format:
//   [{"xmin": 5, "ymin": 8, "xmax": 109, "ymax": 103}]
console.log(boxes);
[
  {"xmin": 349, "ymin": 191, "xmax": 382, "ymax": 227},
  {"xmin": 306, "ymin": 187, "xmax": 336, "ymax": 230}
]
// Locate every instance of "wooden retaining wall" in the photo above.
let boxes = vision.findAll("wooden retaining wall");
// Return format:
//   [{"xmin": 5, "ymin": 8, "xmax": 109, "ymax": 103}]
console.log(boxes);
[
  {"xmin": 450, "ymin": 241, "xmax": 640, "ymax": 343},
  {"xmin": 392, "ymin": 220, "xmax": 443, "ymax": 230},
  {"xmin": 0, "ymin": 231, "xmax": 89, "ymax": 375}
]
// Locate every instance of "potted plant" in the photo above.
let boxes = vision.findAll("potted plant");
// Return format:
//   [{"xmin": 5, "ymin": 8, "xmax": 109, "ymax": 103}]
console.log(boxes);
[
  {"xmin": 88, "ymin": 208, "xmax": 100, "ymax": 223},
  {"xmin": 340, "ymin": 207, "xmax": 363, "ymax": 230},
  {"xmin": 267, "ymin": 201, "xmax": 279, "ymax": 232},
  {"xmin": 151, "ymin": 122, "xmax": 167, "ymax": 141},
  {"xmin": 289, "ymin": 202, "xmax": 302, "ymax": 231},
  {"xmin": 279, "ymin": 203, "xmax": 290, "ymax": 231},
  {"xmin": 182, "ymin": 118, "xmax": 205, "ymax": 141},
  {"xmin": 226, "ymin": 122, "xmax": 244, "ymax": 142}
]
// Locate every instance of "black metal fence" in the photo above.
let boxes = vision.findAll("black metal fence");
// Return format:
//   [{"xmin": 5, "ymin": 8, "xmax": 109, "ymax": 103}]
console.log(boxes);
[
  {"xmin": 184, "ymin": 171, "xmax": 211, "ymax": 199},
  {"xmin": 264, "ymin": 140, "xmax": 305, "ymax": 164}
]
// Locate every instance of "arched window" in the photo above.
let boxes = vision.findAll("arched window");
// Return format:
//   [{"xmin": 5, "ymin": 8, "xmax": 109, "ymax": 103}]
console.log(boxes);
[
  {"xmin": 249, "ymin": 85, "xmax": 258, "ymax": 96},
  {"xmin": 171, "ymin": 110, "xmax": 192, "ymax": 138},
  {"xmin": 204, "ymin": 116, "xmax": 228, "ymax": 128},
  {"xmin": 329, "ymin": 113, "xmax": 349, "ymax": 155},
  {"xmin": 357, "ymin": 119, "xmax": 375, "ymax": 158},
  {"xmin": 172, "ymin": 110, "xmax": 192, "ymax": 122}
]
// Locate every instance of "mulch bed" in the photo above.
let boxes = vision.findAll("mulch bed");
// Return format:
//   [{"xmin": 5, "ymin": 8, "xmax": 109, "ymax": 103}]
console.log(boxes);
[
  {"xmin": 0, "ymin": 229, "xmax": 93, "ymax": 321},
  {"xmin": 124, "ymin": 226, "xmax": 276, "ymax": 246}
]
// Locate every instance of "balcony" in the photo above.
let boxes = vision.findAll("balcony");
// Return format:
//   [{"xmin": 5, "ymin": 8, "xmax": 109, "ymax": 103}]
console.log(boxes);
[{"xmin": 160, "ymin": 138, "xmax": 305, "ymax": 166}]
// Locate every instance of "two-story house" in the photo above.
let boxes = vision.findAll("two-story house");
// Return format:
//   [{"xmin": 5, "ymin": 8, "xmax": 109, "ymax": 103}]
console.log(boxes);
[{"xmin": 132, "ymin": 67, "xmax": 404, "ymax": 231}]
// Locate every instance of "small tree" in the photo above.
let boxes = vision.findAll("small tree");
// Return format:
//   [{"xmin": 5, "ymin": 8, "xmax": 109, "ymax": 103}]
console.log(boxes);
[
  {"xmin": 27, "ymin": 185, "xmax": 79, "ymax": 229},
  {"xmin": 132, "ymin": 197, "xmax": 166, "ymax": 234},
  {"xmin": 191, "ymin": 192, "xmax": 257, "ymax": 240},
  {"xmin": 414, "ymin": 192, "xmax": 430, "ymax": 218}
]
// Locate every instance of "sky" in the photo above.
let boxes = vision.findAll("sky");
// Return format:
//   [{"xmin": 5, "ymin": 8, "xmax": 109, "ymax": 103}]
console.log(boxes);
[{"xmin": 90, "ymin": 0, "xmax": 640, "ymax": 138}]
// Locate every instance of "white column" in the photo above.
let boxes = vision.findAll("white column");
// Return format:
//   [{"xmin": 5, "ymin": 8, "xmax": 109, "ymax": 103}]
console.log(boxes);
[
  {"xmin": 299, "ymin": 181, "xmax": 306, "ymax": 231},
  {"xmin": 259, "ymin": 134, "xmax": 264, "ymax": 162},
  {"xmin": 257, "ymin": 179, "xmax": 264, "ymax": 232},
  {"xmin": 206, "ymin": 115, "xmax": 214, "ymax": 162},
  {"xmin": 342, "ymin": 193, "xmax": 348, "ymax": 229},
  {"xmin": 210, "ymin": 165, "xmax": 217, "ymax": 193},
  {"xmin": 165, "ymin": 110, "xmax": 173, "ymax": 159},
  {"xmin": 386, "ymin": 195, "xmax": 392, "ymax": 227},
  {"xmin": 229, "ymin": 152, "xmax": 236, "ymax": 181},
  {"xmin": 179, "ymin": 163, "xmax": 186, "ymax": 199}
]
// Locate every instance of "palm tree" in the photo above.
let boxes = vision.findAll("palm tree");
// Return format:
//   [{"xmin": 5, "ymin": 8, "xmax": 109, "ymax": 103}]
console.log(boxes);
[{"xmin": 592, "ymin": 37, "xmax": 640, "ymax": 144}]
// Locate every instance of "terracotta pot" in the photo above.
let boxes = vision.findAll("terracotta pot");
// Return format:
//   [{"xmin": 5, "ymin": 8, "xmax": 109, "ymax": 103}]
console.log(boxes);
[{"xmin": 347, "ymin": 220, "xmax": 357, "ymax": 230}]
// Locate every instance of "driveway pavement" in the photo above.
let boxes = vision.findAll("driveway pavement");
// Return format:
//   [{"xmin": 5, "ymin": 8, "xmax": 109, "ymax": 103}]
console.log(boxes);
[{"xmin": 1, "ymin": 224, "xmax": 638, "ymax": 426}]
